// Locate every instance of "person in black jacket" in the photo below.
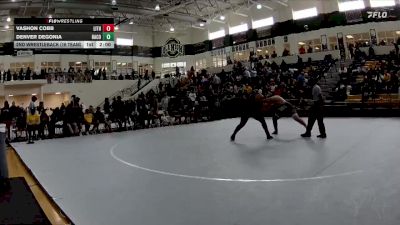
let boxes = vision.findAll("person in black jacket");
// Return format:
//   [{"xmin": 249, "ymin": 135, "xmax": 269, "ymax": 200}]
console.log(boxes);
[{"xmin": 0, "ymin": 101, "xmax": 12, "ymax": 140}]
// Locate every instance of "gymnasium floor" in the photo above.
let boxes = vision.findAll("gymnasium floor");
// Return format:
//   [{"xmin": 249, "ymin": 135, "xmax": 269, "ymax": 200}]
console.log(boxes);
[{"xmin": 12, "ymin": 118, "xmax": 400, "ymax": 225}]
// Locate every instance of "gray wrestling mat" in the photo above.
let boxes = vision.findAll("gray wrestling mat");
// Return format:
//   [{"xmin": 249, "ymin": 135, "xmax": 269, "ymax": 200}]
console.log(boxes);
[{"xmin": 12, "ymin": 118, "xmax": 400, "ymax": 225}]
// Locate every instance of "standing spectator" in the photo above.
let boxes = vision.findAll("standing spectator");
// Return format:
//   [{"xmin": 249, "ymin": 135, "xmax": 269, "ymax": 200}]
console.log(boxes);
[
  {"xmin": 26, "ymin": 107, "xmax": 40, "ymax": 144},
  {"xmin": 104, "ymin": 98, "xmax": 110, "ymax": 115},
  {"xmin": 83, "ymin": 109, "xmax": 93, "ymax": 134},
  {"xmin": 26, "ymin": 67, "xmax": 31, "ymax": 80},
  {"xmin": 301, "ymin": 79, "xmax": 327, "ymax": 138},
  {"xmin": 1, "ymin": 101, "xmax": 12, "ymax": 140},
  {"xmin": 38, "ymin": 108, "xmax": 49, "ymax": 139},
  {"xmin": 393, "ymin": 41, "xmax": 399, "ymax": 56}
]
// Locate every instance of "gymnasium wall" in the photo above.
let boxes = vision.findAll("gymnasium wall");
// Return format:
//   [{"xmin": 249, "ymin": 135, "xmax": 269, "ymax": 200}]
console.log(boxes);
[
  {"xmin": 0, "ymin": 54, "xmax": 154, "ymax": 72},
  {"xmin": 0, "ymin": 80, "xmax": 137, "ymax": 108}
]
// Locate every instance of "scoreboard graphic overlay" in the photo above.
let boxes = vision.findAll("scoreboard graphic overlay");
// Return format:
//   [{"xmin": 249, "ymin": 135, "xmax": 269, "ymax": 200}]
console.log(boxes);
[{"xmin": 14, "ymin": 18, "xmax": 115, "ymax": 49}]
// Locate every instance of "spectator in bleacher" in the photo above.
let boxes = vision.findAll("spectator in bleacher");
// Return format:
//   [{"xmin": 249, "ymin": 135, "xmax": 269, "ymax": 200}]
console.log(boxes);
[
  {"xmin": 307, "ymin": 45, "xmax": 313, "ymax": 54},
  {"xmin": 271, "ymin": 51, "xmax": 277, "ymax": 58},
  {"xmin": 118, "ymin": 73, "xmax": 124, "ymax": 80},
  {"xmin": 299, "ymin": 46, "xmax": 306, "ymax": 54},
  {"xmin": 368, "ymin": 46, "xmax": 375, "ymax": 58},
  {"xmin": 282, "ymin": 48, "xmax": 290, "ymax": 57}
]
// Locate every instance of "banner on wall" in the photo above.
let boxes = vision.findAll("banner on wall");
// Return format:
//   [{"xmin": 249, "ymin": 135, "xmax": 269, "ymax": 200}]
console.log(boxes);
[
  {"xmin": 16, "ymin": 50, "xmax": 33, "ymax": 57},
  {"xmin": 161, "ymin": 38, "xmax": 184, "ymax": 58},
  {"xmin": 337, "ymin": 33, "xmax": 346, "ymax": 60},
  {"xmin": 370, "ymin": 29, "xmax": 377, "ymax": 46},
  {"xmin": 321, "ymin": 35, "xmax": 328, "ymax": 51},
  {"xmin": 362, "ymin": 8, "xmax": 398, "ymax": 21}
]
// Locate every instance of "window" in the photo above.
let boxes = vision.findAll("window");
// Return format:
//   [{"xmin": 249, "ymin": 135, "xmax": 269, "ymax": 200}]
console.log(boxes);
[
  {"xmin": 69, "ymin": 62, "xmax": 87, "ymax": 72},
  {"xmin": 211, "ymin": 49, "xmax": 227, "ymax": 68},
  {"xmin": 41, "ymin": 62, "xmax": 61, "ymax": 72},
  {"xmin": 338, "ymin": 0, "xmax": 365, "ymax": 12},
  {"xmin": 195, "ymin": 59, "xmax": 207, "ymax": 70},
  {"xmin": 209, "ymin": 29, "xmax": 225, "ymax": 40},
  {"xmin": 117, "ymin": 62, "xmax": 133, "ymax": 75},
  {"xmin": 292, "ymin": 7, "xmax": 318, "ymax": 20},
  {"xmin": 252, "ymin": 17, "xmax": 274, "ymax": 29},
  {"xmin": 116, "ymin": 38, "xmax": 133, "ymax": 46},
  {"xmin": 345, "ymin": 32, "xmax": 370, "ymax": 47},
  {"xmin": 10, "ymin": 62, "xmax": 34, "ymax": 73},
  {"xmin": 298, "ymin": 39, "xmax": 322, "ymax": 53},
  {"xmin": 161, "ymin": 62, "xmax": 186, "ymax": 74},
  {"xmin": 370, "ymin": 0, "xmax": 395, "ymax": 8},
  {"xmin": 94, "ymin": 62, "xmax": 111, "ymax": 72},
  {"xmin": 256, "ymin": 38, "xmax": 276, "ymax": 58},
  {"xmin": 229, "ymin": 23, "xmax": 248, "ymax": 35},
  {"xmin": 232, "ymin": 43, "xmax": 250, "ymax": 62},
  {"xmin": 139, "ymin": 64, "xmax": 153, "ymax": 76},
  {"xmin": 378, "ymin": 30, "xmax": 400, "ymax": 46}
]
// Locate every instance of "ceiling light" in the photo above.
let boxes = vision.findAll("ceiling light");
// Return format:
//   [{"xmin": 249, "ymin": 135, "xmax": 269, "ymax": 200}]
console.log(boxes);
[
  {"xmin": 257, "ymin": 4, "xmax": 262, "ymax": 9},
  {"xmin": 220, "ymin": 15, "xmax": 225, "ymax": 20},
  {"xmin": 4, "ymin": 25, "xmax": 9, "ymax": 29},
  {"xmin": 129, "ymin": 21, "xmax": 133, "ymax": 24},
  {"xmin": 48, "ymin": 14, "xmax": 52, "ymax": 18},
  {"xmin": 170, "ymin": 27, "xmax": 175, "ymax": 32},
  {"xmin": 257, "ymin": 49, "xmax": 262, "ymax": 52},
  {"xmin": 346, "ymin": 35, "xmax": 354, "ymax": 39},
  {"xmin": 8, "ymin": 94, "xmax": 13, "ymax": 97},
  {"xmin": 111, "ymin": 0, "xmax": 117, "ymax": 5},
  {"xmin": 55, "ymin": 92, "xmax": 62, "ymax": 95},
  {"xmin": 199, "ymin": 23, "xmax": 205, "ymax": 27},
  {"xmin": 6, "ymin": 17, "xmax": 11, "ymax": 22},
  {"xmin": 155, "ymin": 4, "xmax": 160, "ymax": 11},
  {"xmin": 298, "ymin": 42, "xmax": 305, "ymax": 45},
  {"xmin": 115, "ymin": 26, "xmax": 119, "ymax": 30},
  {"xmin": 32, "ymin": 93, "xmax": 37, "ymax": 96},
  {"xmin": 396, "ymin": 31, "xmax": 400, "ymax": 35}
]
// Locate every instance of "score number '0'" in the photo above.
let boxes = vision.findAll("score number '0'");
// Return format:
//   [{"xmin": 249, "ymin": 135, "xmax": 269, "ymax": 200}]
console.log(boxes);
[{"xmin": 102, "ymin": 24, "xmax": 114, "ymax": 32}]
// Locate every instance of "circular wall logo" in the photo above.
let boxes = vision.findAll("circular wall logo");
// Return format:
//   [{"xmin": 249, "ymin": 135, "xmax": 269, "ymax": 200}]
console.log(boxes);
[{"xmin": 162, "ymin": 38, "xmax": 184, "ymax": 58}]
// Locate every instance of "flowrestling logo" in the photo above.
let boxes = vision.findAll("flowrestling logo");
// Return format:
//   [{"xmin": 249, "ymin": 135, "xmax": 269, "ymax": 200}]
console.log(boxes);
[
  {"xmin": 367, "ymin": 11, "xmax": 388, "ymax": 19},
  {"xmin": 162, "ymin": 38, "xmax": 184, "ymax": 58}
]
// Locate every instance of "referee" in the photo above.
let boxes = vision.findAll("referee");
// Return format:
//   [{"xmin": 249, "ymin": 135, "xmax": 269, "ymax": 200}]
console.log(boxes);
[{"xmin": 301, "ymin": 78, "xmax": 327, "ymax": 138}]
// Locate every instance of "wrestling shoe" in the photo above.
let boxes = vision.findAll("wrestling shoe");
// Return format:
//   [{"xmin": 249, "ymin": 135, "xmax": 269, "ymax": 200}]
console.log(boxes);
[
  {"xmin": 272, "ymin": 131, "xmax": 278, "ymax": 135},
  {"xmin": 317, "ymin": 134, "xmax": 327, "ymax": 139},
  {"xmin": 301, "ymin": 133, "xmax": 311, "ymax": 138},
  {"xmin": 267, "ymin": 135, "xmax": 274, "ymax": 140},
  {"xmin": 230, "ymin": 135, "xmax": 235, "ymax": 142}
]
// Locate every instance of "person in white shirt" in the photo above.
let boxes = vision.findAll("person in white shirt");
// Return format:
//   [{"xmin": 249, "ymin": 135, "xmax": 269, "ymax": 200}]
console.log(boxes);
[{"xmin": 301, "ymin": 79, "xmax": 327, "ymax": 138}]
